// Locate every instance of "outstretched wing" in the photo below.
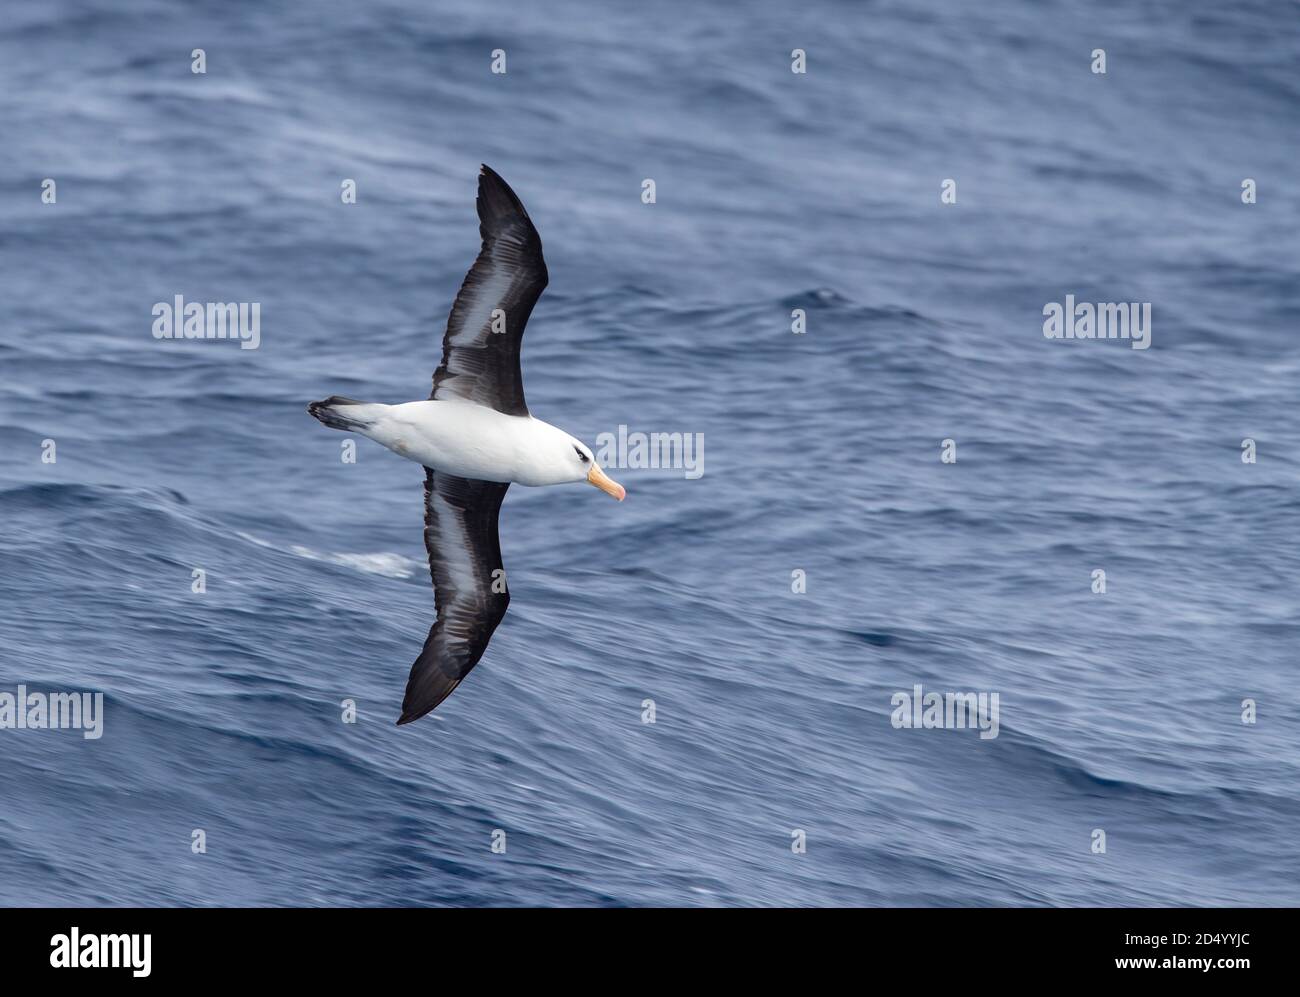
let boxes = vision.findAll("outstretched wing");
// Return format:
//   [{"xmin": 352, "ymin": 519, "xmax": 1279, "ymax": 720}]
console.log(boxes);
[
  {"xmin": 430, "ymin": 165, "xmax": 548, "ymax": 417},
  {"xmin": 398, "ymin": 470, "xmax": 511, "ymax": 724}
]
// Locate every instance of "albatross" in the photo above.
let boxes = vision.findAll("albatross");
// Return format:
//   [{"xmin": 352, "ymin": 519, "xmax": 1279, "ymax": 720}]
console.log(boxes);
[{"xmin": 308, "ymin": 165, "xmax": 625, "ymax": 725}]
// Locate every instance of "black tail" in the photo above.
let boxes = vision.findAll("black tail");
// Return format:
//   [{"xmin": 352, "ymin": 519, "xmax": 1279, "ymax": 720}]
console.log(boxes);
[{"xmin": 307, "ymin": 396, "xmax": 369, "ymax": 431}]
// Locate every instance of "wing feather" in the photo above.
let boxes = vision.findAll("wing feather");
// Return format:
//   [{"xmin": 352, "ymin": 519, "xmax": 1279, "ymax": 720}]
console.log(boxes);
[
  {"xmin": 430, "ymin": 165, "xmax": 547, "ymax": 416},
  {"xmin": 397, "ymin": 470, "xmax": 510, "ymax": 723}
]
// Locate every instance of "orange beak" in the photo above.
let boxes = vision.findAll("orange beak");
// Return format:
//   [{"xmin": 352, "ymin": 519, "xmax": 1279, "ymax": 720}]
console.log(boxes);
[{"xmin": 587, "ymin": 464, "xmax": 626, "ymax": 501}]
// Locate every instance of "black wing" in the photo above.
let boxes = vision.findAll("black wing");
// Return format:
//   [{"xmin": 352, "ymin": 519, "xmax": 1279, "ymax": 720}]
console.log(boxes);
[
  {"xmin": 398, "ymin": 470, "xmax": 511, "ymax": 724},
  {"xmin": 430, "ymin": 165, "xmax": 548, "ymax": 417}
]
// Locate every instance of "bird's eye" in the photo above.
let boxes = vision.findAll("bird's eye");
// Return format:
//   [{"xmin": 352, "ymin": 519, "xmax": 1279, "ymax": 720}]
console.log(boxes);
[{"xmin": 573, "ymin": 445, "xmax": 590, "ymax": 463}]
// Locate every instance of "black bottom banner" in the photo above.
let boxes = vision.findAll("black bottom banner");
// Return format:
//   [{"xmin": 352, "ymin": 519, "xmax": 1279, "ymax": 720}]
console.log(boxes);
[{"xmin": 0, "ymin": 907, "xmax": 1271, "ymax": 982}]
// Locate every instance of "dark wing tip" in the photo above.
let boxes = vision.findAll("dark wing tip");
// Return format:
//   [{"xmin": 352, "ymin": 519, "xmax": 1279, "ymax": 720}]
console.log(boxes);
[
  {"xmin": 395, "ymin": 692, "xmax": 454, "ymax": 726},
  {"xmin": 396, "ymin": 665, "xmax": 464, "ymax": 726},
  {"xmin": 476, "ymin": 164, "xmax": 533, "ymax": 231},
  {"xmin": 396, "ymin": 698, "xmax": 434, "ymax": 726}
]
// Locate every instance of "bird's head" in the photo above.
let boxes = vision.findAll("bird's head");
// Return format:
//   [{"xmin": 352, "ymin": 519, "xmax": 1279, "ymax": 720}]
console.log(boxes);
[{"xmin": 566, "ymin": 438, "xmax": 625, "ymax": 500}]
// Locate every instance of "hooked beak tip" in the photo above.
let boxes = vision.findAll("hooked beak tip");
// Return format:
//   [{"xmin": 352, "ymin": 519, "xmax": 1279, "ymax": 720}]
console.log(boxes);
[{"xmin": 587, "ymin": 465, "xmax": 626, "ymax": 501}]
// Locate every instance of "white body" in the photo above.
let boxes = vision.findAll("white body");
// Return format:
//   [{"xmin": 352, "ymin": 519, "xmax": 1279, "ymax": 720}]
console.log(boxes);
[{"xmin": 347, "ymin": 398, "xmax": 584, "ymax": 486}]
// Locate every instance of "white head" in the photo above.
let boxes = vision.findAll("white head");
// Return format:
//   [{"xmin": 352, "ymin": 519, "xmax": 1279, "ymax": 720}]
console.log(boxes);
[{"xmin": 523, "ymin": 423, "xmax": 625, "ymax": 499}]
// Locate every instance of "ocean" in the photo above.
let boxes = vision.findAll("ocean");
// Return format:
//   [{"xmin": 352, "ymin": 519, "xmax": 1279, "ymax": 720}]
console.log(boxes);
[{"xmin": 1, "ymin": 0, "xmax": 1297, "ymax": 906}]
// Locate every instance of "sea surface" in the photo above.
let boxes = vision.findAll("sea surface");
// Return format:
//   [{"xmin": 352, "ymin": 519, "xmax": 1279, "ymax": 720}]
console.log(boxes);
[{"xmin": 1, "ymin": 0, "xmax": 1298, "ymax": 906}]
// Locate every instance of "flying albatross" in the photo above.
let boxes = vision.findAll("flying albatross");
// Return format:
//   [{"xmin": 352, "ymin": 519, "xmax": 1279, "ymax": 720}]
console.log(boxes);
[{"xmin": 308, "ymin": 165, "xmax": 625, "ymax": 725}]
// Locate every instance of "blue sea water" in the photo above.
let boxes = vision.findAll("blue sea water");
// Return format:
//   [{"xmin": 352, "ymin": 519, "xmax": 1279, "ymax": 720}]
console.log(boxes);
[{"xmin": 1, "ymin": 0, "xmax": 1298, "ymax": 906}]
